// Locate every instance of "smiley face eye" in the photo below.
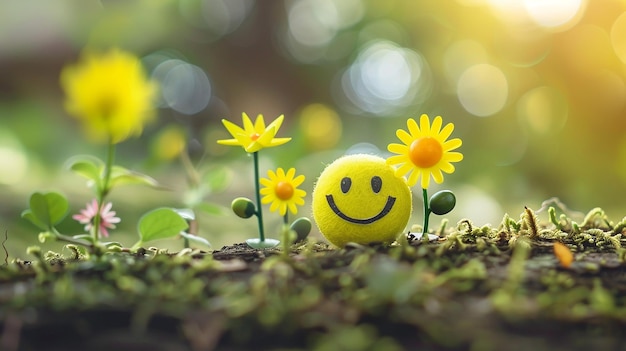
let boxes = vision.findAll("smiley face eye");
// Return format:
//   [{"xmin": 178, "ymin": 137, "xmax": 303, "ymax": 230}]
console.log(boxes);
[
  {"xmin": 341, "ymin": 177, "xmax": 352, "ymax": 193},
  {"xmin": 371, "ymin": 176, "xmax": 382, "ymax": 193}
]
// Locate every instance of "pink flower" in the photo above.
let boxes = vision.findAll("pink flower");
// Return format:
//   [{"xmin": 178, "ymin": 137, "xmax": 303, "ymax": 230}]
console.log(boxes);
[{"xmin": 72, "ymin": 199, "xmax": 121, "ymax": 237}]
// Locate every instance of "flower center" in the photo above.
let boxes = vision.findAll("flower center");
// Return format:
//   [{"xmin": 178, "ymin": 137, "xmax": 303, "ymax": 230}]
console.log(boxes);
[
  {"xmin": 275, "ymin": 181, "xmax": 294, "ymax": 200},
  {"xmin": 409, "ymin": 137, "xmax": 443, "ymax": 168},
  {"xmin": 250, "ymin": 133, "xmax": 261, "ymax": 141}
]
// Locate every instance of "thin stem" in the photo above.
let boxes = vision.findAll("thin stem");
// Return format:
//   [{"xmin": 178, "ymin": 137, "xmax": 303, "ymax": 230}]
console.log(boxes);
[
  {"xmin": 283, "ymin": 213, "xmax": 289, "ymax": 225},
  {"xmin": 56, "ymin": 233, "xmax": 94, "ymax": 248},
  {"xmin": 180, "ymin": 148, "xmax": 201, "ymax": 188},
  {"xmin": 422, "ymin": 188, "xmax": 430, "ymax": 234},
  {"xmin": 93, "ymin": 140, "xmax": 116, "ymax": 242},
  {"xmin": 252, "ymin": 152, "xmax": 265, "ymax": 242}
]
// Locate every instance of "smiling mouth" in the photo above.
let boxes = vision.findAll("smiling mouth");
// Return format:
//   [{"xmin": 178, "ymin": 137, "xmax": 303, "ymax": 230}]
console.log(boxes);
[{"xmin": 325, "ymin": 195, "xmax": 396, "ymax": 224}]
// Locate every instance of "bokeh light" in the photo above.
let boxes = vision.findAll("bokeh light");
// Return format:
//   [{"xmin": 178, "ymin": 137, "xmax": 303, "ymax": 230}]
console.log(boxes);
[
  {"xmin": 611, "ymin": 12, "xmax": 626, "ymax": 64},
  {"xmin": 457, "ymin": 64, "xmax": 508, "ymax": 117},
  {"xmin": 179, "ymin": 0, "xmax": 254, "ymax": 39},
  {"xmin": 517, "ymin": 86, "xmax": 568, "ymax": 134},
  {"xmin": 283, "ymin": 0, "xmax": 364, "ymax": 63},
  {"xmin": 147, "ymin": 52, "xmax": 212, "ymax": 115},
  {"xmin": 340, "ymin": 40, "xmax": 431, "ymax": 115}
]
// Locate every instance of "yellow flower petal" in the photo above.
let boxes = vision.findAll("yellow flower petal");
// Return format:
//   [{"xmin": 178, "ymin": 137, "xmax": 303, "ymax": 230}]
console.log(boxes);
[
  {"xmin": 216, "ymin": 138, "xmax": 241, "ymax": 146},
  {"xmin": 439, "ymin": 162, "xmax": 456, "ymax": 174},
  {"xmin": 267, "ymin": 137, "xmax": 292, "ymax": 147},
  {"xmin": 420, "ymin": 172, "xmax": 430, "ymax": 189},
  {"xmin": 292, "ymin": 174, "xmax": 305, "ymax": 188},
  {"xmin": 430, "ymin": 116, "xmax": 442, "ymax": 136},
  {"xmin": 443, "ymin": 138, "xmax": 462, "ymax": 152},
  {"xmin": 445, "ymin": 152, "xmax": 464, "ymax": 162},
  {"xmin": 407, "ymin": 118, "xmax": 420, "ymax": 137},
  {"xmin": 419, "ymin": 114, "xmax": 431, "ymax": 135},
  {"xmin": 408, "ymin": 169, "xmax": 421, "ymax": 187},
  {"xmin": 431, "ymin": 169, "xmax": 444, "ymax": 184},
  {"xmin": 242, "ymin": 112, "xmax": 255, "ymax": 133},
  {"xmin": 396, "ymin": 129, "xmax": 413, "ymax": 146},
  {"xmin": 253, "ymin": 114, "xmax": 267, "ymax": 133},
  {"xmin": 439, "ymin": 123, "xmax": 455, "ymax": 141},
  {"xmin": 388, "ymin": 143, "xmax": 408, "ymax": 154}
]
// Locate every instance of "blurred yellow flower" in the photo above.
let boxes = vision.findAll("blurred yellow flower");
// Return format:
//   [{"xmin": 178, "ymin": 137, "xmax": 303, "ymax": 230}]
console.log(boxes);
[
  {"xmin": 387, "ymin": 114, "xmax": 463, "ymax": 189},
  {"xmin": 217, "ymin": 113, "xmax": 291, "ymax": 153},
  {"xmin": 151, "ymin": 125, "xmax": 187, "ymax": 161},
  {"xmin": 260, "ymin": 168, "xmax": 306, "ymax": 216},
  {"xmin": 60, "ymin": 49, "xmax": 157, "ymax": 144}
]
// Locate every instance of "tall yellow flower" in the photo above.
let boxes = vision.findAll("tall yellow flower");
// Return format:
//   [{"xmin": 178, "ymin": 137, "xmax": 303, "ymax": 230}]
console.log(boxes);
[
  {"xmin": 387, "ymin": 114, "xmax": 463, "ymax": 189},
  {"xmin": 217, "ymin": 113, "xmax": 291, "ymax": 153},
  {"xmin": 60, "ymin": 49, "xmax": 157, "ymax": 144},
  {"xmin": 260, "ymin": 168, "xmax": 306, "ymax": 216}
]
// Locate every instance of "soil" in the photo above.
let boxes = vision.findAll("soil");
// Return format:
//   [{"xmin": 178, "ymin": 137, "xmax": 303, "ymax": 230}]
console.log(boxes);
[{"xmin": 2, "ymin": 207, "xmax": 626, "ymax": 351}]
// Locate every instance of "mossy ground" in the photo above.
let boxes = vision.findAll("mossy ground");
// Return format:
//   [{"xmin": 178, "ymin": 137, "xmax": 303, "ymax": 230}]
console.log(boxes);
[{"xmin": 2, "ymin": 205, "xmax": 626, "ymax": 351}]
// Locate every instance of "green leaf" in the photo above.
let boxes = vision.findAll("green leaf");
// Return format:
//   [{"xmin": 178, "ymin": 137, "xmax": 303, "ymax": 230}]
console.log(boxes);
[
  {"xmin": 109, "ymin": 166, "xmax": 162, "ymax": 189},
  {"xmin": 21, "ymin": 192, "xmax": 69, "ymax": 230},
  {"xmin": 66, "ymin": 155, "xmax": 104, "ymax": 184},
  {"xmin": 179, "ymin": 232, "xmax": 211, "ymax": 248},
  {"xmin": 138, "ymin": 208, "xmax": 189, "ymax": 243},
  {"xmin": 21, "ymin": 210, "xmax": 46, "ymax": 231}
]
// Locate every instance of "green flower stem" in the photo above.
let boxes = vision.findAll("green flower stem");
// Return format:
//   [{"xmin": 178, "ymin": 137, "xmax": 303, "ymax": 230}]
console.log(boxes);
[
  {"xmin": 252, "ymin": 152, "xmax": 266, "ymax": 242},
  {"xmin": 283, "ymin": 213, "xmax": 289, "ymax": 225},
  {"xmin": 93, "ymin": 140, "xmax": 116, "ymax": 241},
  {"xmin": 422, "ymin": 188, "xmax": 431, "ymax": 234}
]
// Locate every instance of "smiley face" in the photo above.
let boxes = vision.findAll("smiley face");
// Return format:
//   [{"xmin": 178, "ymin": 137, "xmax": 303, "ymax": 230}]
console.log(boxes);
[{"xmin": 312, "ymin": 154, "xmax": 412, "ymax": 247}]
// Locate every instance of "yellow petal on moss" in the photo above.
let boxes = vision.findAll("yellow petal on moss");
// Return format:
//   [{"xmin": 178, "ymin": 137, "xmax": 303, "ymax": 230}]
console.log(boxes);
[{"xmin": 554, "ymin": 242, "xmax": 574, "ymax": 268}]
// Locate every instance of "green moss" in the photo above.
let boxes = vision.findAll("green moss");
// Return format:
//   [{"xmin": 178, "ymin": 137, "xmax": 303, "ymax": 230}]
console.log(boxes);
[{"xmin": 2, "ymin": 206, "xmax": 626, "ymax": 350}]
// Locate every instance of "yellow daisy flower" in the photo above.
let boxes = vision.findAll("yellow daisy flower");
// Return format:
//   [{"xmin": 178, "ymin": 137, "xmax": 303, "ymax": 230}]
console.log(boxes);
[
  {"xmin": 217, "ymin": 113, "xmax": 291, "ymax": 153},
  {"xmin": 260, "ymin": 168, "xmax": 306, "ymax": 216},
  {"xmin": 387, "ymin": 114, "xmax": 463, "ymax": 189},
  {"xmin": 60, "ymin": 48, "xmax": 157, "ymax": 144}
]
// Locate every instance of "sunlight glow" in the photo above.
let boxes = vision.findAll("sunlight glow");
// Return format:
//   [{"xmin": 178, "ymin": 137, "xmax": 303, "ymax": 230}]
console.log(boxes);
[{"xmin": 523, "ymin": 0, "xmax": 585, "ymax": 29}]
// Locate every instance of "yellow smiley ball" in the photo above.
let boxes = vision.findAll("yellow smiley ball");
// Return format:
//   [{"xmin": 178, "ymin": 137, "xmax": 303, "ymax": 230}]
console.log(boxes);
[{"xmin": 312, "ymin": 154, "xmax": 412, "ymax": 247}]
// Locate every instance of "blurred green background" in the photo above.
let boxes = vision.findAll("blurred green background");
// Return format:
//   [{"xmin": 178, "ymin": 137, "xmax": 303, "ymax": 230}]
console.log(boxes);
[{"xmin": 2, "ymin": 0, "xmax": 626, "ymax": 257}]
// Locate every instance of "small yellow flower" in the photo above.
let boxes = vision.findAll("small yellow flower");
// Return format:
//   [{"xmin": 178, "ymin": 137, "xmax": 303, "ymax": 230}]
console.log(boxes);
[
  {"xmin": 60, "ymin": 48, "xmax": 157, "ymax": 144},
  {"xmin": 217, "ymin": 113, "xmax": 291, "ymax": 153},
  {"xmin": 260, "ymin": 168, "xmax": 306, "ymax": 216},
  {"xmin": 387, "ymin": 114, "xmax": 463, "ymax": 189}
]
